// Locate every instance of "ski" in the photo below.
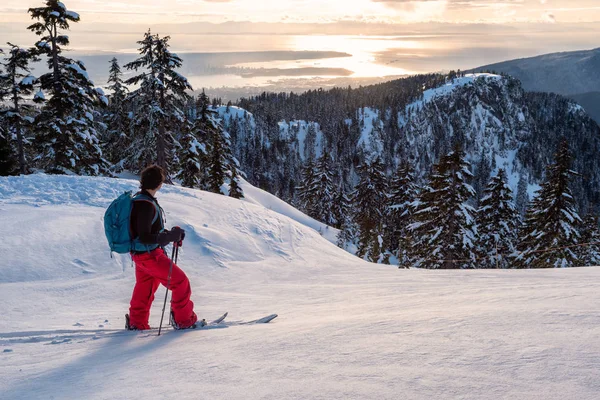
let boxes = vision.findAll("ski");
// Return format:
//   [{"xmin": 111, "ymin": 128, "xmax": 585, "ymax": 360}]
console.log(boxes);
[{"xmin": 225, "ymin": 313, "xmax": 278, "ymax": 325}]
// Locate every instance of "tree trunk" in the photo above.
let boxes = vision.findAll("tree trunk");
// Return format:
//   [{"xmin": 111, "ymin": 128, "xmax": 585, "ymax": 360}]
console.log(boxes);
[{"xmin": 13, "ymin": 80, "xmax": 26, "ymax": 174}]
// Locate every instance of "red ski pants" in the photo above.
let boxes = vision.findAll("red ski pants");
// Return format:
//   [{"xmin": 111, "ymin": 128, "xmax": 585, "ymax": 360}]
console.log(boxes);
[{"xmin": 129, "ymin": 248, "xmax": 197, "ymax": 330}]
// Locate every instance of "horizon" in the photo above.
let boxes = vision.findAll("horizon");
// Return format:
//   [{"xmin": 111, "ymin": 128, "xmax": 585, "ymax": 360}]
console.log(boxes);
[{"xmin": 2, "ymin": 1, "xmax": 599, "ymax": 99}]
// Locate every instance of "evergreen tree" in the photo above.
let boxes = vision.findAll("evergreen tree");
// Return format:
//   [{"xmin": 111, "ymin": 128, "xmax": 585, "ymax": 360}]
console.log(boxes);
[
  {"xmin": 516, "ymin": 140, "xmax": 582, "ymax": 268},
  {"xmin": 0, "ymin": 131, "xmax": 17, "ymax": 176},
  {"xmin": 104, "ymin": 57, "xmax": 129, "ymax": 169},
  {"xmin": 311, "ymin": 150, "xmax": 336, "ymax": 225},
  {"xmin": 28, "ymin": 1, "xmax": 109, "ymax": 175},
  {"xmin": 578, "ymin": 214, "xmax": 600, "ymax": 266},
  {"xmin": 473, "ymin": 149, "xmax": 492, "ymax": 203},
  {"xmin": 409, "ymin": 145, "xmax": 478, "ymax": 269},
  {"xmin": 296, "ymin": 159, "xmax": 317, "ymax": 215},
  {"xmin": 229, "ymin": 163, "xmax": 244, "ymax": 199},
  {"xmin": 124, "ymin": 30, "xmax": 192, "ymax": 175},
  {"xmin": 208, "ymin": 117, "xmax": 228, "ymax": 194},
  {"xmin": 332, "ymin": 184, "xmax": 351, "ymax": 230},
  {"xmin": 0, "ymin": 43, "xmax": 40, "ymax": 175},
  {"xmin": 515, "ymin": 173, "xmax": 529, "ymax": 218},
  {"xmin": 353, "ymin": 158, "xmax": 388, "ymax": 262},
  {"xmin": 476, "ymin": 169, "xmax": 519, "ymax": 268},
  {"xmin": 175, "ymin": 121, "xmax": 204, "ymax": 188},
  {"xmin": 386, "ymin": 162, "xmax": 418, "ymax": 267}
]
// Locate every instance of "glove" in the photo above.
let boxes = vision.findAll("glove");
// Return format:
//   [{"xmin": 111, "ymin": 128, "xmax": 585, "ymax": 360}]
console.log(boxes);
[{"xmin": 172, "ymin": 226, "xmax": 185, "ymax": 247}]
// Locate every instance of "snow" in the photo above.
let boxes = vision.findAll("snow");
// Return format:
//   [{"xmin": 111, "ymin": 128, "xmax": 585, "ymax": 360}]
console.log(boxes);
[
  {"xmin": 407, "ymin": 73, "xmax": 502, "ymax": 113},
  {"xmin": 34, "ymin": 90, "xmax": 45, "ymax": 100},
  {"xmin": 65, "ymin": 10, "xmax": 79, "ymax": 19},
  {"xmin": 356, "ymin": 107, "xmax": 384, "ymax": 159},
  {"xmin": 67, "ymin": 63, "xmax": 91, "ymax": 82},
  {"xmin": 277, "ymin": 120, "xmax": 324, "ymax": 161},
  {"xmin": 20, "ymin": 75, "xmax": 36, "ymax": 86},
  {"xmin": 1, "ymin": 174, "xmax": 600, "ymax": 399}
]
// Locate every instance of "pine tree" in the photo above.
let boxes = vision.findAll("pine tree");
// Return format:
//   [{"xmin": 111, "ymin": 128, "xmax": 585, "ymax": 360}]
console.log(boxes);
[
  {"xmin": 28, "ymin": 1, "xmax": 109, "ymax": 175},
  {"xmin": 229, "ymin": 163, "xmax": 244, "ymax": 199},
  {"xmin": 332, "ymin": 184, "xmax": 351, "ymax": 230},
  {"xmin": 311, "ymin": 151, "xmax": 336, "ymax": 225},
  {"xmin": 353, "ymin": 158, "xmax": 388, "ymax": 262},
  {"xmin": 124, "ymin": 30, "xmax": 192, "ymax": 175},
  {"xmin": 409, "ymin": 145, "xmax": 478, "ymax": 269},
  {"xmin": 578, "ymin": 213, "xmax": 600, "ymax": 266},
  {"xmin": 386, "ymin": 162, "xmax": 418, "ymax": 267},
  {"xmin": 476, "ymin": 169, "xmax": 519, "ymax": 268},
  {"xmin": 296, "ymin": 159, "xmax": 317, "ymax": 215},
  {"xmin": 0, "ymin": 131, "xmax": 17, "ymax": 176},
  {"xmin": 516, "ymin": 140, "xmax": 582, "ymax": 268},
  {"xmin": 104, "ymin": 57, "xmax": 129, "ymax": 170},
  {"xmin": 176, "ymin": 121, "xmax": 204, "ymax": 188},
  {"xmin": 515, "ymin": 173, "xmax": 529, "ymax": 219},
  {"xmin": 0, "ymin": 43, "xmax": 40, "ymax": 175}
]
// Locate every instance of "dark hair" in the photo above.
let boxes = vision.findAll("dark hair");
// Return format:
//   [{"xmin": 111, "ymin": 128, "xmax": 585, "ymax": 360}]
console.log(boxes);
[{"xmin": 140, "ymin": 165, "xmax": 166, "ymax": 190}]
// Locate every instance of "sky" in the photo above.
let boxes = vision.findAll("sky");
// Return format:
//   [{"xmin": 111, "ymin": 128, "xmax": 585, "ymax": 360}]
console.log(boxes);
[
  {"xmin": 1, "ymin": 1, "xmax": 599, "ymax": 96},
  {"xmin": 2, "ymin": 0, "xmax": 600, "ymax": 24}
]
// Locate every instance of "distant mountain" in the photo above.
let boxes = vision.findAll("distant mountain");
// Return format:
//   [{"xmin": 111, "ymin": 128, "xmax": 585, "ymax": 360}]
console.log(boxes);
[
  {"xmin": 226, "ymin": 74, "xmax": 600, "ymax": 213},
  {"xmin": 569, "ymin": 92, "xmax": 600, "ymax": 124},
  {"xmin": 473, "ymin": 48, "xmax": 600, "ymax": 96}
]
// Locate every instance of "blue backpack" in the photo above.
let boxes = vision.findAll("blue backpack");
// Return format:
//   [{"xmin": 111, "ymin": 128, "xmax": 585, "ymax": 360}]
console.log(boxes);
[{"xmin": 104, "ymin": 191, "xmax": 164, "ymax": 254}]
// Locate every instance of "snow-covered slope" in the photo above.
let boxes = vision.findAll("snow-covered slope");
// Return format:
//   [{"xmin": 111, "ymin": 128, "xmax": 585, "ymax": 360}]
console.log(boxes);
[{"xmin": 1, "ymin": 175, "xmax": 600, "ymax": 400}]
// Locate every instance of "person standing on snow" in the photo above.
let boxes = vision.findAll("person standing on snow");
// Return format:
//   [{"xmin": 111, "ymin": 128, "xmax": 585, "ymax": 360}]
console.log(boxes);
[{"xmin": 126, "ymin": 165, "xmax": 198, "ymax": 330}]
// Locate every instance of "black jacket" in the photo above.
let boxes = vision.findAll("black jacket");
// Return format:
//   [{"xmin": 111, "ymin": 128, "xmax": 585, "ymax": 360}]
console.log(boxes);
[{"xmin": 130, "ymin": 191, "xmax": 178, "ymax": 252}]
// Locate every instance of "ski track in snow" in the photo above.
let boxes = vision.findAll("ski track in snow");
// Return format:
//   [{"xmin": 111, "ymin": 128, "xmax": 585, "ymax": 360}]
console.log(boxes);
[{"xmin": 1, "ymin": 174, "xmax": 600, "ymax": 400}]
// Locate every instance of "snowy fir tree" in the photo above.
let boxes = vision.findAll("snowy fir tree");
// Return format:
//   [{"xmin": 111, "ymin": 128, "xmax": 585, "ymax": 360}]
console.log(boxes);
[
  {"xmin": 332, "ymin": 184, "xmax": 351, "ymax": 230},
  {"xmin": 175, "ymin": 122, "xmax": 204, "ymax": 189},
  {"xmin": 124, "ymin": 30, "xmax": 192, "ymax": 175},
  {"xmin": 0, "ymin": 43, "xmax": 40, "ymax": 174},
  {"xmin": 353, "ymin": 158, "xmax": 388, "ymax": 262},
  {"xmin": 103, "ymin": 57, "xmax": 129, "ymax": 170},
  {"xmin": 28, "ymin": 1, "xmax": 109, "ymax": 175},
  {"xmin": 409, "ymin": 145, "xmax": 478, "ymax": 269},
  {"xmin": 228, "ymin": 163, "xmax": 244, "ymax": 199},
  {"xmin": 310, "ymin": 151, "xmax": 336, "ymax": 225},
  {"xmin": 207, "ymin": 116, "xmax": 229, "ymax": 194},
  {"xmin": 476, "ymin": 169, "xmax": 519, "ymax": 268},
  {"xmin": 516, "ymin": 140, "xmax": 582, "ymax": 268},
  {"xmin": 578, "ymin": 213, "xmax": 600, "ymax": 266},
  {"xmin": 296, "ymin": 159, "xmax": 317, "ymax": 216},
  {"xmin": 515, "ymin": 173, "xmax": 529, "ymax": 219},
  {"xmin": 386, "ymin": 161, "xmax": 418, "ymax": 267}
]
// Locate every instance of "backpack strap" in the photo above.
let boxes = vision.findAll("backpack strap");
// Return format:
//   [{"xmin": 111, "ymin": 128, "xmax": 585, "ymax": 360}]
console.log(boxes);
[{"xmin": 132, "ymin": 193, "xmax": 163, "ymax": 229}]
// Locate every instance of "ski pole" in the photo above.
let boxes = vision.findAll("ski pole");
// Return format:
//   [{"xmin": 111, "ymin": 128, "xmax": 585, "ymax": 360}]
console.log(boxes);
[{"xmin": 158, "ymin": 243, "xmax": 177, "ymax": 336}]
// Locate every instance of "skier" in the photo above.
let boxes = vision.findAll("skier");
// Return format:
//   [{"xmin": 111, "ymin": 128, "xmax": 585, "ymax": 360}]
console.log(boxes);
[{"xmin": 126, "ymin": 165, "xmax": 198, "ymax": 330}]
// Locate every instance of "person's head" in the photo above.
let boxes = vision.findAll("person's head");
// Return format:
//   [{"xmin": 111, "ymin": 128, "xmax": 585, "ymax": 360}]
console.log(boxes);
[{"xmin": 140, "ymin": 165, "xmax": 165, "ymax": 193}]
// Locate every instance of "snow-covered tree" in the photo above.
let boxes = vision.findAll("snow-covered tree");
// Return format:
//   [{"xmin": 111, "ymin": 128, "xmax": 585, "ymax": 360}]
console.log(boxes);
[
  {"xmin": 28, "ymin": 1, "xmax": 109, "ymax": 175},
  {"xmin": 578, "ymin": 213, "xmax": 600, "ymax": 266},
  {"xmin": 386, "ymin": 162, "xmax": 419, "ymax": 267},
  {"xmin": 515, "ymin": 173, "xmax": 529, "ymax": 219},
  {"xmin": 124, "ymin": 30, "xmax": 192, "ymax": 175},
  {"xmin": 296, "ymin": 159, "xmax": 317, "ymax": 215},
  {"xmin": 310, "ymin": 151, "xmax": 336, "ymax": 225},
  {"xmin": 476, "ymin": 169, "xmax": 519, "ymax": 268},
  {"xmin": 176, "ymin": 122, "xmax": 204, "ymax": 188},
  {"xmin": 516, "ymin": 140, "xmax": 582, "ymax": 268},
  {"xmin": 229, "ymin": 163, "xmax": 244, "ymax": 199},
  {"xmin": 409, "ymin": 145, "xmax": 478, "ymax": 269},
  {"xmin": 0, "ymin": 43, "xmax": 41, "ymax": 174},
  {"xmin": 103, "ymin": 57, "xmax": 129, "ymax": 170},
  {"xmin": 353, "ymin": 158, "xmax": 388, "ymax": 262},
  {"xmin": 332, "ymin": 184, "xmax": 351, "ymax": 230}
]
